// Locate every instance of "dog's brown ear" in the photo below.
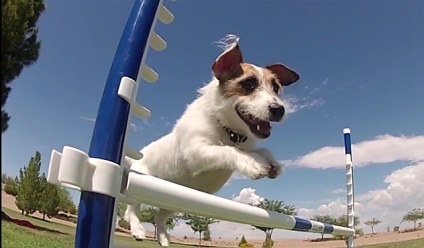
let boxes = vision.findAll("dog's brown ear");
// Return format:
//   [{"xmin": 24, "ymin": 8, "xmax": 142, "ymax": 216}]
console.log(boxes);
[
  {"xmin": 266, "ymin": 64, "xmax": 299, "ymax": 86},
  {"xmin": 212, "ymin": 37, "xmax": 243, "ymax": 81}
]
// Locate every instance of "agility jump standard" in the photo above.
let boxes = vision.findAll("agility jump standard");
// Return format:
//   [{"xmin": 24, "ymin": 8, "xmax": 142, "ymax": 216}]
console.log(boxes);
[{"xmin": 46, "ymin": 0, "xmax": 356, "ymax": 247}]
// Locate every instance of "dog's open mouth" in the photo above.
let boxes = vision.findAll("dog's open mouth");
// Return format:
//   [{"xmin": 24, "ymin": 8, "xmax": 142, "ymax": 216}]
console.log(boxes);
[{"xmin": 236, "ymin": 109, "xmax": 271, "ymax": 139}]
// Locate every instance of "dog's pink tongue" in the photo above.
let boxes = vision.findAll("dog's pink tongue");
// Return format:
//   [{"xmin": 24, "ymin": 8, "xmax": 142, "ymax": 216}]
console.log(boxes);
[{"xmin": 259, "ymin": 122, "xmax": 272, "ymax": 133}]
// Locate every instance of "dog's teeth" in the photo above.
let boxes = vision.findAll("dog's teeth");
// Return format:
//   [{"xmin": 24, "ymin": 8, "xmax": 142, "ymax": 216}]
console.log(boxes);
[{"xmin": 256, "ymin": 125, "xmax": 260, "ymax": 131}]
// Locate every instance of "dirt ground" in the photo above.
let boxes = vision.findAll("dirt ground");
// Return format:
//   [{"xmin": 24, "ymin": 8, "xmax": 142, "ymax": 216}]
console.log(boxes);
[{"xmin": 2, "ymin": 189, "xmax": 423, "ymax": 247}]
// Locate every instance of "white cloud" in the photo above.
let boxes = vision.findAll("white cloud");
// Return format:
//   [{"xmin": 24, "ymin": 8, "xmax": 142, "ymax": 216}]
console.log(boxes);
[
  {"xmin": 331, "ymin": 188, "xmax": 345, "ymax": 194},
  {"xmin": 298, "ymin": 199, "xmax": 364, "ymax": 220},
  {"xmin": 284, "ymin": 134, "xmax": 424, "ymax": 169},
  {"xmin": 283, "ymin": 133, "xmax": 424, "ymax": 233},
  {"xmin": 129, "ymin": 122, "xmax": 143, "ymax": 132},
  {"xmin": 358, "ymin": 162, "xmax": 424, "ymax": 219},
  {"xmin": 283, "ymin": 95, "xmax": 324, "ymax": 114},
  {"xmin": 78, "ymin": 116, "xmax": 96, "ymax": 122},
  {"xmin": 79, "ymin": 115, "xmax": 144, "ymax": 132},
  {"xmin": 298, "ymin": 162, "xmax": 424, "ymax": 232},
  {"xmin": 232, "ymin": 187, "xmax": 264, "ymax": 205}
]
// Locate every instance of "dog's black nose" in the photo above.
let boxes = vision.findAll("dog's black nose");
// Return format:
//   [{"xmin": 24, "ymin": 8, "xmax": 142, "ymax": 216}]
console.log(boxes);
[{"xmin": 269, "ymin": 103, "xmax": 285, "ymax": 121}]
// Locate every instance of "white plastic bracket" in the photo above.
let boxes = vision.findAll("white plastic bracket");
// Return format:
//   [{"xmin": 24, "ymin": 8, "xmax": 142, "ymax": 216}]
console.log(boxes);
[
  {"xmin": 158, "ymin": 5, "xmax": 174, "ymax": 24},
  {"xmin": 118, "ymin": 76, "xmax": 151, "ymax": 120},
  {"xmin": 47, "ymin": 146, "xmax": 123, "ymax": 198},
  {"xmin": 150, "ymin": 32, "xmax": 167, "ymax": 51},
  {"xmin": 139, "ymin": 64, "xmax": 159, "ymax": 83}
]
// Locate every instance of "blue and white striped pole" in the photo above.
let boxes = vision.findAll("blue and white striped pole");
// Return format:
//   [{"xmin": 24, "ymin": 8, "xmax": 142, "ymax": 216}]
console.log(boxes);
[
  {"xmin": 75, "ymin": 1, "xmax": 163, "ymax": 247},
  {"xmin": 343, "ymin": 128, "xmax": 355, "ymax": 248}
]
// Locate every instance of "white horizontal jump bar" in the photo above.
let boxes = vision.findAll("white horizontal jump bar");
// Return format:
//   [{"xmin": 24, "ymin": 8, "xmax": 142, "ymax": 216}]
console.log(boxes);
[{"xmin": 123, "ymin": 171, "xmax": 354, "ymax": 235}]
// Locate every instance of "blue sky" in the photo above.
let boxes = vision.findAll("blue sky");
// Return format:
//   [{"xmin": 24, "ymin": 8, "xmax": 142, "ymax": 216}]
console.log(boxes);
[{"xmin": 2, "ymin": 0, "xmax": 424, "ymax": 240}]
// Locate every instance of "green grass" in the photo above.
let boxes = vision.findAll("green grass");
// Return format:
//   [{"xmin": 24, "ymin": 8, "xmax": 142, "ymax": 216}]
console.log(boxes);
[
  {"xmin": 361, "ymin": 238, "xmax": 424, "ymax": 248},
  {"xmin": 2, "ymin": 220, "xmax": 74, "ymax": 248},
  {"xmin": 1, "ymin": 208, "xmax": 216, "ymax": 248},
  {"xmin": 2, "ymin": 207, "xmax": 423, "ymax": 248}
]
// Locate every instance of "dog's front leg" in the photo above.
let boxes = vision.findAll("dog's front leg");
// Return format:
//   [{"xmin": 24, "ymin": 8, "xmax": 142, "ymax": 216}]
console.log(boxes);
[
  {"xmin": 253, "ymin": 148, "xmax": 283, "ymax": 179},
  {"xmin": 124, "ymin": 203, "xmax": 147, "ymax": 240},
  {"xmin": 185, "ymin": 143, "xmax": 271, "ymax": 180},
  {"xmin": 155, "ymin": 208, "xmax": 175, "ymax": 247}
]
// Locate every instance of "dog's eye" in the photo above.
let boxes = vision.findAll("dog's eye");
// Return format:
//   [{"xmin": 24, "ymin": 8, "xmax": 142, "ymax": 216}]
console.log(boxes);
[
  {"xmin": 272, "ymin": 81, "xmax": 280, "ymax": 94},
  {"xmin": 241, "ymin": 79, "xmax": 258, "ymax": 91}
]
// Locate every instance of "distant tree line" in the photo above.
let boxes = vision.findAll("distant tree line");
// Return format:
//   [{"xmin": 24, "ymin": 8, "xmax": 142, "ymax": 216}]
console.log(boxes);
[
  {"xmin": 313, "ymin": 208, "xmax": 424, "ymax": 240},
  {"xmin": 2, "ymin": 151, "xmax": 77, "ymax": 220}
]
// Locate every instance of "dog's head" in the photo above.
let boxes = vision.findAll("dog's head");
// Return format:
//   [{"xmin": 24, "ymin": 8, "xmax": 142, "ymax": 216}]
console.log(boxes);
[{"xmin": 212, "ymin": 35, "xmax": 299, "ymax": 140}]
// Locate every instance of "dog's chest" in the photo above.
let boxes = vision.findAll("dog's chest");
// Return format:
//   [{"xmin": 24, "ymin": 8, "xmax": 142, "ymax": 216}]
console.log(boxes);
[{"xmin": 185, "ymin": 169, "xmax": 234, "ymax": 194}]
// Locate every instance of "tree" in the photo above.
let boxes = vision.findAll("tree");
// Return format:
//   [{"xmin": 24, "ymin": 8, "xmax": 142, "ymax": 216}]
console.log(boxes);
[
  {"xmin": 311, "ymin": 214, "xmax": 335, "ymax": 240},
  {"xmin": 1, "ymin": 0, "xmax": 46, "ymax": 133},
  {"xmin": 401, "ymin": 208, "xmax": 424, "ymax": 230},
  {"xmin": 364, "ymin": 218, "xmax": 381, "ymax": 234},
  {"xmin": 252, "ymin": 199, "xmax": 297, "ymax": 248},
  {"xmin": 15, "ymin": 151, "xmax": 42, "ymax": 215},
  {"xmin": 139, "ymin": 206, "xmax": 158, "ymax": 238},
  {"xmin": 138, "ymin": 206, "xmax": 180, "ymax": 239},
  {"xmin": 58, "ymin": 187, "xmax": 76, "ymax": 213},
  {"xmin": 333, "ymin": 214, "xmax": 361, "ymax": 227},
  {"xmin": 3, "ymin": 175, "xmax": 19, "ymax": 196},
  {"xmin": 331, "ymin": 215, "xmax": 362, "ymax": 240},
  {"xmin": 37, "ymin": 173, "xmax": 61, "ymax": 220},
  {"xmin": 183, "ymin": 213, "xmax": 218, "ymax": 247}
]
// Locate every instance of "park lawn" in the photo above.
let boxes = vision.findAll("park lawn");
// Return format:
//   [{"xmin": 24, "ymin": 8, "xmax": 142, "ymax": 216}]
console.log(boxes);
[
  {"xmin": 2, "ymin": 220, "xmax": 74, "ymax": 248},
  {"xmin": 1, "ymin": 207, "xmax": 216, "ymax": 248},
  {"xmin": 361, "ymin": 238, "xmax": 424, "ymax": 248},
  {"xmin": 2, "ymin": 208, "xmax": 423, "ymax": 248},
  {"xmin": 2, "ymin": 220, "xmax": 195, "ymax": 248}
]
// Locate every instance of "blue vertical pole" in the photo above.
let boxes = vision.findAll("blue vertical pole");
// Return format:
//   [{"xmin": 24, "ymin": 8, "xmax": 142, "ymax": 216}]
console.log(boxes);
[
  {"xmin": 75, "ymin": 0, "xmax": 161, "ymax": 247},
  {"xmin": 343, "ymin": 128, "xmax": 355, "ymax": 248},
  {"xmin": 343, "ymin": 130, "xmax": 352, "ymax": 161}
]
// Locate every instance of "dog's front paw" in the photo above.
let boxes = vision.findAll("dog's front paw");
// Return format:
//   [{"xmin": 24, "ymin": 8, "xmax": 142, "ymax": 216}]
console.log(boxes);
[
  {"xmin": 253, "ymin": 148, "xmax": 283, "ymax": 179},
  {"xmin": 244, "ymin": 153, "xmax": 272, "ymax": 180},
  {"xmin": 267, "ymin": 163, "xmax": 282, "ymax": 179}
]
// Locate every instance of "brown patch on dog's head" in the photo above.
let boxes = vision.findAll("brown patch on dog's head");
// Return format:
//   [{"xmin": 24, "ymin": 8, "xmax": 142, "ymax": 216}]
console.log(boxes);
[{"xmin": 219, "ymin": 64, "xmax": 280, "ymax": 99}]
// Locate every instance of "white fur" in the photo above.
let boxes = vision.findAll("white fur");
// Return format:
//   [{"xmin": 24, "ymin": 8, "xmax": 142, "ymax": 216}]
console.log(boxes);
[{"xmin": 124, "ymin": 37, "xmax": 285, "ymax": 247}]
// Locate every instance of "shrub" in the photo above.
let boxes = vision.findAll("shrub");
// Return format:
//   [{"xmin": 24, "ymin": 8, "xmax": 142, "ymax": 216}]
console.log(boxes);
[
  {"xmin": 4, "ymin": 183, "xmax": 17, "ymax": 196},
  {"xmin": 262, "ymin": 238, "xmax": 274, "ymax": 248},
  {"xmin": 238, "ymin": 235, "xmax": 248, "ymax": 246},
  {"xmin": 262, "ymin": 234, "xmax": 274, "ymax": 248},
  {"xmin": 394, "ymin": 226, "xmax": 400, "ymax": 232},
  {"xmin": 4, "ymin": 177, "xmax": 18, "ymax": 196},
  {"xmin": 239, "ymin": 243, "xmax": 254, "ymax": 248},
  {"xmin": 69, "ymin": 206, "xmax": 77, "ymax": 215},
  {"xmin": 118, "ymin": 219, "xmax": 130, "ymax": 230},
  {"xmin": 203, "ymin": 228, "xmax": 212, "ymax": 241},
  {"xmin": 355, "ymin": 228, "xmax": 364, "ymax": 237}
]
